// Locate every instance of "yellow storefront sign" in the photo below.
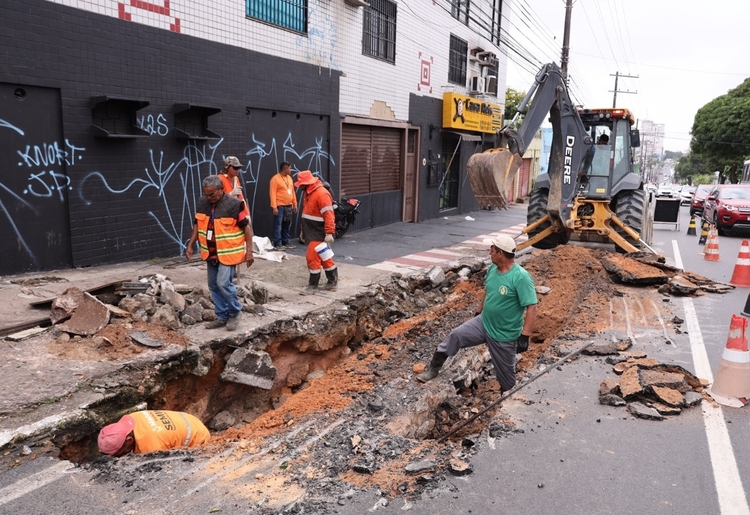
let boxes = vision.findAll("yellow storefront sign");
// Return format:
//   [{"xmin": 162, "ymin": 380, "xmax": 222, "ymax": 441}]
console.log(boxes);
[{"xmin": 442, "ymin": 92, "xmax": 503, "ymax": 134}]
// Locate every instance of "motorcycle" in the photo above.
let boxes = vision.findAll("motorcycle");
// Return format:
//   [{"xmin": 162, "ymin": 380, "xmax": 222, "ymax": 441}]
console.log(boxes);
[{"xmin": 299, "ymin": 194, "xmax": 361, "ymax": 244}]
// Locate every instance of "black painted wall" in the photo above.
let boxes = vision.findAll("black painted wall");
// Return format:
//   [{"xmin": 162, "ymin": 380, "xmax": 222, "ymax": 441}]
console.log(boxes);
[
  {"xmin": 409, "ymin": 94, "xmax": 481, "ymax": 222},
  {"xmin": 0, "ymin": 0, "xmax": 339, "ymax": 274}
]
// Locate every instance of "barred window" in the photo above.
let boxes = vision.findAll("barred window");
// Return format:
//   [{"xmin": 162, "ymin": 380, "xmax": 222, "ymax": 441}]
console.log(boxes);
[
  {"xmin": 363, "ymin": 0, "xmax": 397, "ymax": 63},
  {"xmin": 491, "ymin": 0, "xmax": 502, "ymax": 44},
  {"xmin": 448, "ymin": 35, "xmax": 467, "ymax": 86},
  {"xmin": 451, "ymin": 0, "xmax": 469, "ymax": 25},
  {"xmin": 247, "ymin": 0, "xmax": 307, "ymax": 33}
]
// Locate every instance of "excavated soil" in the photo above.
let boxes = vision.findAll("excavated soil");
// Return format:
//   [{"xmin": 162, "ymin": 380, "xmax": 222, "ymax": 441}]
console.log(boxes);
[{"xmin": 80, "ymin": 245, "xmax": 703, "ymax": 512}]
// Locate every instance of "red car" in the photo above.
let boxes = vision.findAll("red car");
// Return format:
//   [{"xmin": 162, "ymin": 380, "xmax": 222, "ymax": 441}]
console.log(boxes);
[
  {"xmin": 690, "ymin": 184, "xmax": 714, "ymax": 217},
  {"xmin": 702, "ymin": 184, "xmax": 750, "ymax": 235}
]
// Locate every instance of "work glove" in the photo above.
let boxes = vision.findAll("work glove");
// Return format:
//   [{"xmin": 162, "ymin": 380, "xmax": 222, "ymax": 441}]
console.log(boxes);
[
  {"xmin": 324, "ymin": 234, "xmax": 334, "ymax": 246},
  {"xmin": 515, "ymin": 334, "xmax": 530, "ymax": 353}
]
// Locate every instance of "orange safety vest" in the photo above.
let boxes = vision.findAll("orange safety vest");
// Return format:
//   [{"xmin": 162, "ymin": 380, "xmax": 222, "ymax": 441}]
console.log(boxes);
[
  {"xmin": 220, "ymin": 173, "xmax": 250, "ymax": 217},
  {"xmin": 131, "ymin": 410, "xmax": 210, "ymax": 454},
  {"xmin": 195, "ymin": 195, "xmax": 247, "ymax": 265}
]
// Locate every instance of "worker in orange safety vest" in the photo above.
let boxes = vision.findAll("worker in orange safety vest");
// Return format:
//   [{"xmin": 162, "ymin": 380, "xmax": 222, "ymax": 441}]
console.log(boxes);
[{"xmin": 98, "ymin": 410, "xmax": 210, "ymax": 456}]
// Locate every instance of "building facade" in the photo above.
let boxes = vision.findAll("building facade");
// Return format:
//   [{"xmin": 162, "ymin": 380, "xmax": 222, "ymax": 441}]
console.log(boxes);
[{"xmin": 0, "ymin": 0, "xmax": 508, "ymax": 274}]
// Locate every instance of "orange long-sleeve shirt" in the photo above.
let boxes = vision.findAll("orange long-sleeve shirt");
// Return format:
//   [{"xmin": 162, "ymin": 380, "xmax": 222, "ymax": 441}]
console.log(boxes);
[
  {"xmin": 131, "ymin": 410, "xmax": 210, "ymax": 454},
  {"xmin": 270, "ymin": 173, "xmax": 298, "ymax": 209}
]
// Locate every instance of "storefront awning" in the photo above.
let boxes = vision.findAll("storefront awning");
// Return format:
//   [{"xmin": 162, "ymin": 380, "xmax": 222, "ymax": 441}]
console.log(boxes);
[{"xmin": 442, "ymin": 130, "xmax": 483, "ymax": 142}]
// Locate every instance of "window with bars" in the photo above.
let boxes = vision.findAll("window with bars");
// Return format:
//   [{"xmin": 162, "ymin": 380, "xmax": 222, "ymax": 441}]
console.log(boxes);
[
  {"xmin": 491, "ymin": 0, "xmax": 502, "ymax": 44},
  {"xmin": 247, "ymin": 0, "xmax": 307, "ymax": 33},
  {"xmin": 362, "ymin": 0, "xmax": 397, "ymax": 63},
  {"xmin": 451, "ymin": 0, "xmax": 469, "ymax": 24},
  {"xmin": 448, "ymin": 35, "xmax": 467, "ymax": 86}
]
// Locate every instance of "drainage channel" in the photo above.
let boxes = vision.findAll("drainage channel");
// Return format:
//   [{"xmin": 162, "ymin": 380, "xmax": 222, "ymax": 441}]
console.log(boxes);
[{"xmin": 42, "ymin": 262, "xmax": 490, "ymax": 465}]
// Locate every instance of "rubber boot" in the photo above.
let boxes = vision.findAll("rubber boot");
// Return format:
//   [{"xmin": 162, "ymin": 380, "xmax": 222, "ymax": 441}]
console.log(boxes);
[
  {"xmin": 303, "ymin": 272, "xmax": 321, "ymax": 294},
  {"xmin": 416, "ymin": 351, "xmax": 449, "ymax": 383},
  {"xmin": 322, "ymin": 268, "xmax": 338, "ymax": 291}
]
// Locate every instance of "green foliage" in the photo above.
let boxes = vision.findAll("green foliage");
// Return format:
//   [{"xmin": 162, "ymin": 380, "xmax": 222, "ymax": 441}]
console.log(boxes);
[
  {"xmin": 664, "ymin": 150, "xmax": 685, "ymax": 160},
  {"xmin": 675, "ymin": 152, "xmax": 709, "ymax": 180},
  {"xmin": 690, "ymin": 78, "xmax": 750, "ymax": 183},
  {"xmin": 692, "ymin": 173, "xmax": 715, "ymax": 186},
  {"xmin": 504, "ymin": 87, "xmax": 526, "ymax": 123}
]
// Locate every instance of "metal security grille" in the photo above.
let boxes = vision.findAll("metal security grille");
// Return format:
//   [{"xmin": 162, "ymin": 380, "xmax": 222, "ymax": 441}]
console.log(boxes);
[
  {"xmin": 362, "ymin": 0, "xmax": 397, "ymax": 63},
  {"xmin": 247, "ymin": 0, "xmax": 307, "ymax": 33},
  {"xmin": 448, "ymin": 35, "xmax": 467, "ymax": 85},
  {"xmin": 451, "ymin": 0, "xmax": 469, "ymax": 24},
  {"xmin": 341, "ymin": 124, "xmax": 402, "ymax": 196}
]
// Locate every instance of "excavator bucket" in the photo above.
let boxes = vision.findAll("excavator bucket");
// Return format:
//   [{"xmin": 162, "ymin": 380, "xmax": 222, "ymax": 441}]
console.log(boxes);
[{"xmin": 466, "ymin": 148, "xmax": 523, "ymax": 210}]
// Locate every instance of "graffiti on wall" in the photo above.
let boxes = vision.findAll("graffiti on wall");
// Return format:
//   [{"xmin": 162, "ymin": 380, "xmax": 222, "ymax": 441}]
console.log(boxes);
[{"xmin": 3, "ymin": 114, "xmax": 334, "ymax": 269}]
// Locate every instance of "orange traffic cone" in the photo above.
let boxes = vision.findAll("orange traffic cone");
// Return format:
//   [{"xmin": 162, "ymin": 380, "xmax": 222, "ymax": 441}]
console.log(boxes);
[
  {"xmin": 703, "ymin": 226, "xmax": 720, "ymax": 261},
  {"xmin": 730, "ymin": 240, "xmax": 750, "ymax": 287},
  {"xmin": 708, "ymin": 314, "xmax": 750, "ymax": 407}
]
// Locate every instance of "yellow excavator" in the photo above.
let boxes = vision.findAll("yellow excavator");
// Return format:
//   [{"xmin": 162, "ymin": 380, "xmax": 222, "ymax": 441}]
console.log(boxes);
[{"xmin": 466, "ymin": 63, "xmax": 654, "ymax": 253}]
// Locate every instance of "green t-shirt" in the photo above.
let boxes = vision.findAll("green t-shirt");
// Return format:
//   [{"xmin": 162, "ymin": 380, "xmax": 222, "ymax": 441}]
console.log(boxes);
[{"xmin": 482, "ymin": 263, "xmax": 537, "ymax": 342}]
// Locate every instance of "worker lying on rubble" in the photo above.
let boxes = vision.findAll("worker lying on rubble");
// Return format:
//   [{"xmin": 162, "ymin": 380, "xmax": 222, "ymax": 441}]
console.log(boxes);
[
  {"xmin": 417, "ymin": 234, "xmax": 537, "ymax": 391},
  {"xmin": 97, "ymin": 410, "xmax": 210, "ymax": 456}
]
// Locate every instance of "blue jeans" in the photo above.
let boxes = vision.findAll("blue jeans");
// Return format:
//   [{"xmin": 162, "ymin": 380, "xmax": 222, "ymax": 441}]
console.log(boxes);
[
  {"xmin": 206, "ymin": 260, "xmax": 242, "ymax": 321},
  {"xmin": 273, "ymin": 206, "xmax": 292, "ymax": 246}
]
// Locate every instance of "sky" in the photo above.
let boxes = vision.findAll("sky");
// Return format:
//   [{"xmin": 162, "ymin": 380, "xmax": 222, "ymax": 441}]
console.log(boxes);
[{"xmin": 503, "ymin": 0, "xmax": 750, "ymax": 153}]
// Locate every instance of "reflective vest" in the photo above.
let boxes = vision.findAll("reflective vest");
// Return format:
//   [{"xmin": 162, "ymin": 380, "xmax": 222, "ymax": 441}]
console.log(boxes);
[{"xmin": 195, "ymin": 195, "xmax": 247, "ymax": 265}]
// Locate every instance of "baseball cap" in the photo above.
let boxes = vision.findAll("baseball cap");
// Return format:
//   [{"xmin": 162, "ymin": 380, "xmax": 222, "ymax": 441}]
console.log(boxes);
[
  {"xmin": 294, "ymin": 170, "xmax": 317, "ymax": 187},
  {"xmin": 224, "ymin": 156, "xmax": 242, "ymax": 168},
  {"xmin": 484, "ymin": 234, "xmax": 517, "ymax": 254},
  {"xmin": 97, "ymin": 414, "xmax": 136, "ymax": 455}
]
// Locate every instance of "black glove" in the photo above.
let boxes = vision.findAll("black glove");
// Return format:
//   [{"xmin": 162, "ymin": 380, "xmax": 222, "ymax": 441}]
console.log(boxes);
[{"xmin": 516, "ymin": 334, "xmax": 530, "ymax": 353}]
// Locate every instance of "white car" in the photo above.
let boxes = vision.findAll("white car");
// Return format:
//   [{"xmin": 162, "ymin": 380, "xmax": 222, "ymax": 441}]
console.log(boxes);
[
  {"xmin": 656, "ymin": 185, "xmax": 676, "ymax": 198},
  {"xmin": 680, "ymin": 186, "xmax": 696, "ymax": 205}
]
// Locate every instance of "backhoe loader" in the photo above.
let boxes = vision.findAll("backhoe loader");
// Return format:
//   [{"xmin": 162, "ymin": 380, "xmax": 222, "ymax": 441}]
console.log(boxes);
[{"xmin": 466, "ymin": 63, "xmax": 654, "ymax": 253}]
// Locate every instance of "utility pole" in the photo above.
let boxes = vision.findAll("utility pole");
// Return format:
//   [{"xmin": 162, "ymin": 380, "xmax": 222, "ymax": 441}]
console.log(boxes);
[
  {"xmin": 560, "ymin": 0, "xmax": 573, "ymax": 81},
  {"xmin": 609, "ymin": 71, "xmax": 638, "ymax": 108}
]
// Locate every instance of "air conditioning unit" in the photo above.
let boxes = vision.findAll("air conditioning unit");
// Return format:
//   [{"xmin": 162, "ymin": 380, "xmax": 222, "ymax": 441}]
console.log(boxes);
[
  {"xmin": 469, "ymin": 76, "xmax": 485, "ymax": 94},
  {"xmin": 486, "ymin": 75, "xmax": 497, "ymax": 94},
  {"xmin": 475, "ymin": 51, "xmax": 497, "ymax": 66}
]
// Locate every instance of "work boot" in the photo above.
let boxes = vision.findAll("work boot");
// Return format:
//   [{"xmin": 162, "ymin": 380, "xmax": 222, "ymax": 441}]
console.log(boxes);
[
  {"xmin": 322, "ymin": 268, "xmax": 339, "ymax": 291},
  {"xmin": 225, "ymin": 316, "xmax": 239, "ymax": 332},
  {"xmin": 302, "ymin": 272, "xmax": 321, "ymax": 294},
  {"xmin": 205, "ymin": 319, "xmax": 227, "ymax": 329},
  {"xmin": 416, "ymin": 351, "xmax": 449, "ymax": 382}
]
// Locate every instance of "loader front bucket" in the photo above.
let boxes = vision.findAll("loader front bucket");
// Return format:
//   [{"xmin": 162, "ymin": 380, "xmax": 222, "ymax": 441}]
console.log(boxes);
[{"xmin": 466, "ymin": 148, "xmax": 523, "ymax": 210}]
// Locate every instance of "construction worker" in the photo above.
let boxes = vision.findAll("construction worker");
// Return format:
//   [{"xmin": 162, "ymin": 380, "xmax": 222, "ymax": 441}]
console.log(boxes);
[
  {"xmin": 219, "ymin": 156, "xmax": 250, "ymax": 218},
  {"xmin": 185, "ymin": 175, "xmax": 254, "ymax": 331},
  {"xmin": 97, "ymin": 410, "xmax": 210, "ymax": 456},
  {"xmin": 417, "ymin": 234, "xmax": 537, "ymax": 391},
  {"xmin": 294, "ymin": 170, "xmax": 337, "ymax": 292},
  {"xmin": 269, "ymin": 161, "xmax": 298, "ymax": 250}
]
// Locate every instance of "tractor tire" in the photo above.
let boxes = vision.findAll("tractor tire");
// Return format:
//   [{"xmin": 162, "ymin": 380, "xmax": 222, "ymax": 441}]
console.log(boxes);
[
  {"xmin": 613, "ymin": 189, "xmax": 647, "ymax": 253},
  {"xmin": 526, "ymin": 188, "xmax": 570, "ymax": 249}
]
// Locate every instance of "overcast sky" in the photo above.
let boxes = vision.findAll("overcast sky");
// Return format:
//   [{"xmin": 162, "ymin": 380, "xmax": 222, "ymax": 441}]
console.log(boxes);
[{"xmin": 504, "ymin": 0, "xmax": 750, "ymax": 153}]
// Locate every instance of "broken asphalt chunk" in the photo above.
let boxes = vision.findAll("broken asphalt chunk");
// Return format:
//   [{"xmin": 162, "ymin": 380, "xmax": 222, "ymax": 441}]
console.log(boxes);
[
  {"xmin": 404, "ymin": 460, "xmax": 436, "ymax": 474},
  {"xmin": 130, "ymin": 331, "xmax": 164, "ymax": 348},
  {"xmin": 599, "ymin": 394, "xmax": 626, "ymax": 406},
  {"xmin": 651, "ymin": 386, "xmax": 685, "ymax": 407},
  {"xmin": 220, "ymin": 348, "xmax": 277, "ymax": 390},
  {"xmin": 53, "ymin": 288, "xmax": 110, "ymax": 336},
  {"xmin": 627, "ymin": 402, "xmax": 664, "ymax": 420},
  {"xmin": 600, "ymin": 254, "xmax": 670, "ymax": 285},
  {"xmin": 639, "ymin": 370, "xmax": 689, "ymax": 393},
  {"xmin": 448, "ymin": 458, "xmax": 473, "ymax": 476}
]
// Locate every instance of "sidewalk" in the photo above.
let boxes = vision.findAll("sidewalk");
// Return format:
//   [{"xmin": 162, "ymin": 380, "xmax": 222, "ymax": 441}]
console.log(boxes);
[{"xmin": 0, "ymin": 205, "xmax": 527, "ymax": 448}]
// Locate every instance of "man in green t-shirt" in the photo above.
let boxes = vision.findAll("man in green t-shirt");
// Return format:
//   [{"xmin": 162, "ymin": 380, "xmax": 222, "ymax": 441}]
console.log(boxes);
[{"xmin": 417, "ymin": 234, "xmax": 537, "ymax": 391}]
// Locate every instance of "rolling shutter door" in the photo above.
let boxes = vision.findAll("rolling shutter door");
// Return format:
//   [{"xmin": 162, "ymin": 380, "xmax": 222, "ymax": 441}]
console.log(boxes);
[
  {"xmin": 371, "ymin": 128, "xmax": 401, "ymax": 192},
  {"xmin": 341, "ymin": 125, "xmax": 371, "ymax": 197}
]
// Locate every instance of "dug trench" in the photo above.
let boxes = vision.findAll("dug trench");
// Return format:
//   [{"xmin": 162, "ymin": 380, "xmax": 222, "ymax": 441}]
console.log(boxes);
[{"xmin": 8, "ymin": 245, "xmax": 730, "ymax": 512}]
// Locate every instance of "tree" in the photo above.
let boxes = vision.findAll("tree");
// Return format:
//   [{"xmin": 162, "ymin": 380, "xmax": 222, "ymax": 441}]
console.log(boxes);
[
  {"xmin": 664, "ymin": 150, "xmax": 685, "ymax": 161},
  {"xmin": 504, "ymin": 87, "xmax": 526, "ymax": 124},
  {"xmin": 675, "ymin": 151, "xmax": 709, "ymax": 182},
  {"xmin": 690, "ymin": 78, "xmax": 750, "ymax": 183}
]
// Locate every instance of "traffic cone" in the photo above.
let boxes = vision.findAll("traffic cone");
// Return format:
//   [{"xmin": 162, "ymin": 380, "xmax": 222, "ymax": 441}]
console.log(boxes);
[
  {"xmin": 698, "ymin": 220, "xmax": 710, "ymax": 245},
  {"xmin": 730, "ymin": 240, "xmax": 750, "ymax": 287},
  {"xmin": 687, "ymin": 215, "xmax": 697, "ymax": 236},
  {"xmin": 703, "ymin": 226, "xmax": 720, "ymax": 261},
  {"xmin": 708, "ymin": 314, "xmax": 750, "ymax": 407}
]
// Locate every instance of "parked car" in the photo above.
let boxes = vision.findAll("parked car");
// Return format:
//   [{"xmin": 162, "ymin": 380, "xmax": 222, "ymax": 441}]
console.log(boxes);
[
  {"xmin": 690, "ymin": 184, "xmax": 713, "ymax": 217},
  {"xmin": 679, "ymin": 185, "xmax": 696, "ymax": 205},
  {"xmin": 702, "ymin": 184, "xmax": 750, "ymax": 235},
  {"xmin": 656, "ymin": 184, "xmax": 677, "ymax": 198}
]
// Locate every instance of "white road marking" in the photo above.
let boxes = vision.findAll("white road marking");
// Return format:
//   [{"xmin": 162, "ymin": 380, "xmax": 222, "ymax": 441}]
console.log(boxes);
[
  {"xmin": 0, "ymin": 461, "xmax": 75, "ymax": 507},
  {"xmin": 673, "ymin": 239, "xmax": 750, "ymax": 515}
]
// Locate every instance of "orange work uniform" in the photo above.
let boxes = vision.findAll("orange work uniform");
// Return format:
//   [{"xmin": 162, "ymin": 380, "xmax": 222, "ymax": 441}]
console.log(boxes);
[
  {"xmin": 131, "ymin": 410, "xmax": 210, "ymax": 454},
  {"xmin": 220, "ymin": 173, "xmax": 250, "ymax": 217},
  {"xmin": 300, "ymin": 180, "xmax": 336, "ymax": 274}
]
